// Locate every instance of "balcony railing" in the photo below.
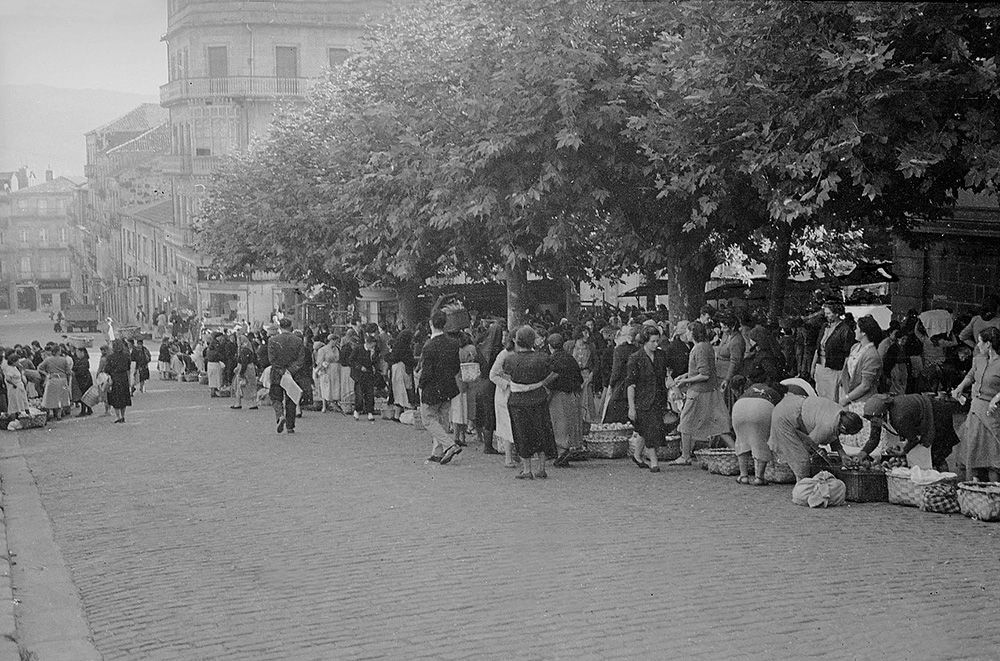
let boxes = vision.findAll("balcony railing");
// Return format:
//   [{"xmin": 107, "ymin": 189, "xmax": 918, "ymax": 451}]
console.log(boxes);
[
  {"xmin": 160, "ymin": 155, "xmax": 222, "ymax": 177},
  {"xmin": 160, "ymin": 76, "xmax": 311, "ymax": 105}
]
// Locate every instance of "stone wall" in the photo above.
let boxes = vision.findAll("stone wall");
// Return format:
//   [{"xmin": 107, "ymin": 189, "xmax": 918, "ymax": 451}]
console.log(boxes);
[{"xmin": 892, "ymin": 235, "xmax": 1000, "ymax": 315}]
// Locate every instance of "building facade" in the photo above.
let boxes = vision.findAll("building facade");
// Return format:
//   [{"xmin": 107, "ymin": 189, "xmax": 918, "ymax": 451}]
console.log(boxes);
[
  {"xmin": 83, "ymin": 104, "xmax": 172, "ymax": 321},
  {"xmin": 0, "ymin": 174, "xmax": 85, "ymax": 312},
  {"xmin": 892, "ymin": 190, "xmax": 1000, "ymax": 315},
  {"xmin": 157, "ymin": 0, "xmax": 388, "ymax": 325}
]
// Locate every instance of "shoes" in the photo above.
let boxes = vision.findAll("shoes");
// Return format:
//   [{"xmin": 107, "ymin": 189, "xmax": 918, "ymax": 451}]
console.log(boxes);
[
  {"xmin": 669, "ymin": 457, "xmax": 692, "ymax": 466},
  {"xmin": 649, "ymin": 466, "xmax": 661, "ymax": 473},
  {"xmin": 439, "ymin": 445, "xmax": 462, "ymax": 465},
  {"xmin": 534, "ymin": 469, "xmax": 548, "ymax": 479},
  {"xmin": 230, "ymin": 405, "xmax": 242, "ymax": 410},
  {"xmin": 277, "ymin": 417, "xmax": 286, "ymax": 433},
  {"xmin": 426, "ymin": 455, "xmax": 441, "ymax": 463},
  {"xmin": 483, "ymin": 445, "xmax": 501, "ymax": 455},
  {"xmin": 367, "ymin": 413, "xmax": 375, "ymax": 422},
  {"xmin": 750, "ymin": 477, "xmax": 768, "ymax": 486},
  {"xmin": 287, "ymin": 429, "xmax": 295, "ymax": 434},
  {"xmin": 515, "ymin": 472, "xmax": 534, "ymax": 480},
  {"xmin": 353, "ymin": 411, "xmax": 360, "ymax": 421},
  {"xmin": 631, "ymin": 455, "xmax": 649, "ymax": 469},
  {"xmin": 248, "ymin": 406, "xmax": 258, "ymax": 410},
  {"xmin": 455, "ymin": 439, "xmax": 468, "ymax": 447},
  {"xmin": 296, "ymin": 412, "xmax": 303, "ymax": 418},
  {"xmin": 112, "ymin": 418, "xmax": 124, "ymax": 424},
  {"xmin": 553, "ymin": 449, "xmax": 572, "ymax": 467}
]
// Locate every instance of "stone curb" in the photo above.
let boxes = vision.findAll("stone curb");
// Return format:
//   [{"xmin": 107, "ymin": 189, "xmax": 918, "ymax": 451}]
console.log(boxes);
[{"xmin": 0, "ymin": 435, "xmax": 101, "ymax": 661}]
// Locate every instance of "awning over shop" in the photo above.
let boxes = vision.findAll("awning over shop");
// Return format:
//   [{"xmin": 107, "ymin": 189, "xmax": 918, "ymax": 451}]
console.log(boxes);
[{"xmin": 619, "ymin": 279, "xmax": 670, "ymax": 297}]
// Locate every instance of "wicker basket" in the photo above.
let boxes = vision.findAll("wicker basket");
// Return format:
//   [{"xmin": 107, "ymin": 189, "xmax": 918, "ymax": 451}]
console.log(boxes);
[
  {"xmin": 763, "ymin": 460, "xmax": 797, "ymax": 484},
  {"xmin": 957, "ymin": 482, "xmax": 1000, "ymax": 522},
  {"xmin": 695, "ymin": 448, "xmax": 741, "ymax": 476},
  {"xmin": 459, "ymin": 362, "xmax": 481, "ymax": 383},
  {"xmin": 835, "ymin": 469, "xmax": 888, "ymax": 503},
  {"xmin": 655, "ymin": 436, "xmax": 682, "ymax": 461},
  {"xmin": 585, "ymin": 437, "xmax": 628, "ymax": 459},
  {"xmin": 887, "ymin": 472, "xmax": 958, "ymax": 508}
]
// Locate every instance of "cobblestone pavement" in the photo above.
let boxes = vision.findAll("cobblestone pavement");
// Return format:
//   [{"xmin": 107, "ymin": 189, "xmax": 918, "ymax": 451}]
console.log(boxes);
[{"xmin": 1, "ymin": 319, "xmax": 999, "ymax": 659}]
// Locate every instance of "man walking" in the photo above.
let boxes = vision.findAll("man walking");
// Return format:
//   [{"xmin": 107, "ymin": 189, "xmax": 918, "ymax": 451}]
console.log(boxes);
[
  {"xmin": 419, "ymin": 310, "xmax": 462, "ymax": 464},
  {"xmin": 268, "ymin": 317, "xmax": 304, "ymax": 434}
]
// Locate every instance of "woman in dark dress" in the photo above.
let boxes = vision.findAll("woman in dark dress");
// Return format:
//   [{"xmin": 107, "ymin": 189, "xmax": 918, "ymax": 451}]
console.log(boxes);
[
  {"xmin": 627, "ymin": 325, "xmax": 671, "ymax": 472},
  {"xmin": 504, "ymin": 325, "xmax": 557, "ymax": 480},
  {"xmin": 602, "ymin": 326, "xmax": 638, "ymax": 423},
  {"xmin": 72, "ymin": 346, "xmax": 94, "ymax": 417},
  {"xmin": 474, "ymin": 323, "xmax": 503, "ymax": 454},
  {"xmin": 104, "ymin": 339, "xmax": 132, "ymax": 423},
  {"xmin": 132, "ymin": 340, "xmax": 151, "ymax": 392}
]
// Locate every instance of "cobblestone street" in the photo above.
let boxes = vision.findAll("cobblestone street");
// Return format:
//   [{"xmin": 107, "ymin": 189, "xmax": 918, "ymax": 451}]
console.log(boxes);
[{"xmin": 0, "ymin": 325, "xmax": 997, "ymax": 659}]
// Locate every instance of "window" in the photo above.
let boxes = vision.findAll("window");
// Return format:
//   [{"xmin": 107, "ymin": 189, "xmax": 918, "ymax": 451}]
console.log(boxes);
[
  {"xmin": 39, "ymin": 228, "xmax": 48, "ymax": 243},
  {"xmin": 19, "ymin": 257, "xmax": 30, "ymax": 276},
  {"xmin": 60, "ymin": 256, "xmax": 69, "ymax": 274},
  {"xmin": 60, "ymin": 227, "xmax": 68, "ymax": 243},
  {"xmin": 328, "ymin": 48, "xmax": 350, "ymax": 68},
  {"xmin": 38, "ymin": 199, "xmax": 48, "ymax": 215},
  {"xmin": 19, "ymin": 228, "xmax": 28, "ymax": 243},
  {"xmin": 276, "ymin": 46, "xmax": 298, "ymax": 78},
  {"xmin": 207, "ymin": 46, "xmax": 228, "ymax": 78}
]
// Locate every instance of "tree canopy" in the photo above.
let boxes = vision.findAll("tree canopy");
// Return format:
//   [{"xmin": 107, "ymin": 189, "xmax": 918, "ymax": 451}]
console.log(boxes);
[{"xmin": 196, "ymin": 0, "xmax": 1000, "ymax": 324}]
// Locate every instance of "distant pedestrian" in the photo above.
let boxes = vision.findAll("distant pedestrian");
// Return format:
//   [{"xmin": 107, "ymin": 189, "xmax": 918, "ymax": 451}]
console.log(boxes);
[
  {"xmin": 104, "ymin": 339, "xmax": 132, "ymax": 423},
  {"xmin": 72, "ymin": 346, "xmax": 94, "ymax": 417},
  {"xmin": 505, "ymin": 325, "xmax": 556, "ymax": 479},
  {"xmin": 267, "ymin": 318, "xmax": 304, "ymax": 434},
  {"xmin": 419, "ymin": 309, "xmax": 462, "ymax": 464},
  {"xmin": 132, "ymin": 339, "xmax": 151, "ymax": 392},
  {"xmin": 547, "ymin": 332, "xmax": 584, "ymax": 468}
]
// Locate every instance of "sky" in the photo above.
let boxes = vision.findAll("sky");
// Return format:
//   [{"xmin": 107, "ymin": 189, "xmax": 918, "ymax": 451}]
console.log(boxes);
[{"xmin": 0, "ymin": 0, "xmax": 167, "ymax": 95}]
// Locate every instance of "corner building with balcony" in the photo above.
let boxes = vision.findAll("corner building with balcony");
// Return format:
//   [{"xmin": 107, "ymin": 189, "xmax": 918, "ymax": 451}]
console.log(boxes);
[{"xmin": 160, "ymin": 0, "xmax": 388, "ymax": 323}]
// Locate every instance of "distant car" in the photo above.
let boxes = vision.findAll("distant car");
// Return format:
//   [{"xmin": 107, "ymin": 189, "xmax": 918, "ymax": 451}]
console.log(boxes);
[{"xmin": 63, "ymin": 305, "xmax": 100, "ymax": 333}]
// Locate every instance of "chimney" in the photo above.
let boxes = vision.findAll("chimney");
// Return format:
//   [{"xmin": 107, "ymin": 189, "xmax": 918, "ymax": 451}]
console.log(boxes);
[{"xmin": 45, "ymin": 168, "xmax": 54, "ymax": 182}]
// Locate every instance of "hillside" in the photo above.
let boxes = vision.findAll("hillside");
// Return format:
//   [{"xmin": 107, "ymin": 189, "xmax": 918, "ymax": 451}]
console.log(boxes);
[{"xmin": 0, "ymin": 84, "xmax": 158, "ymax": 178}]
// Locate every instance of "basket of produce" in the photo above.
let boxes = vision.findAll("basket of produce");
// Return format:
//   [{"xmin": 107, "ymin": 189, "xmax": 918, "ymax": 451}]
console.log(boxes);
[
  {"xmin": 836, "ymin": 466, "xmax": 889, "ymax": 502},
  {"xmin": 886, "ymin": 468, "xmax": 959, "ymax": 508},
  {"xmin": 199, "ymin": 373, "xmax": 209, "ymax": 385},
  {"xmin": 655, "ymin": 435, "xmax": 682, "ymax": 461},
  {"xmin": 695, "ymin": 448, "xmax": 741, "ymax": 476},
  {"xmin": 808, "ymin": 451, "xmax": 842, "ymax": 476},
  {"xmin": 585, "ymin": 423, "xmax": 631, "ymax": 459},
  {"xmin": 763, "ymin": 460, "xmax": 797, "ymax": 484},
  {"xmin": 957, "ymin": 482, "xmax": 1000, "ymax": 522}
]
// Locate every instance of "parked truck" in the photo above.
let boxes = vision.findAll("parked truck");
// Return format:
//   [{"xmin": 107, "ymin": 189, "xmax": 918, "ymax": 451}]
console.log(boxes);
[{"xmin": 63, "ymin": 304, "xmax": 100, "ymax": 333}]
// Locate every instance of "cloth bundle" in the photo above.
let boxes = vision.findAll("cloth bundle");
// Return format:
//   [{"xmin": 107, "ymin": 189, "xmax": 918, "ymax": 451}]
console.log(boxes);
[
  {"xmin": 920, "ymin": 482, "xmax": 961, "ymax": 514},
  {"xmin": 792, "ymin": 471, "xmax": 847, "ymax": 508}
]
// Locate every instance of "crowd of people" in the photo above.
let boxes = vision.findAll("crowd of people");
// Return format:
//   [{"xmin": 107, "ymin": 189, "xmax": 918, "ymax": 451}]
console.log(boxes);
[
  {"xmin": 15, "ymin": 292, "xmax": 997, "ymax": 488},
  {"xmin": 0, "ymin": 336, "xmax": 152, "ymax": 426},
  {"xmin": 174, "ymin": 294, "xmax": 997, "ymax": 486}
]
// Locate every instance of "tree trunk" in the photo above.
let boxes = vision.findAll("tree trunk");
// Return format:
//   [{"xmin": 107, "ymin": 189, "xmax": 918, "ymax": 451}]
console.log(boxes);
[
  {"xmin": 505, "ymin": 257, "xmax": 528, "ymax": 332},
  {"xmin": 563, "ymin": 275, "xmax": 580, "ymax": 321},
  {"xmin": 397, "ymin": 277, "xmax": 422, "ymax": 331},
  {"xmin": 666, "ymin": 242, "xmax": 714, "ymax": 323},
  {"xmin": 767, "ymin": 222, "xmax": 794, "ymax": 321}
]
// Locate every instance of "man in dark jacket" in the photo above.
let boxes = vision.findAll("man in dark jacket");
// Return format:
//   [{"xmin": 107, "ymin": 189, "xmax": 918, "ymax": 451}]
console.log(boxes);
[
  {"xmin": 418, "ymin": 310, "xmax": 462, "ymax": 464},
  {"xmin": 267, "ymin": 318, "xmax": 303, "ymax": 434}
]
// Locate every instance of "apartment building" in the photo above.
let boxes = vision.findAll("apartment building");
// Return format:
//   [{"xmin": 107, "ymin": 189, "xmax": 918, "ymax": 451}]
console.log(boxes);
[
  {"xmin": 83, "ymin": 104, "xmax": 172, "ymax": 321},
  {"xmin": 0, "ymin": 173, "xmax": 85, "ymax": 312},
  {"xmin": 159, "ymin": 0, "xmax": 389, "ymax": 324}
]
